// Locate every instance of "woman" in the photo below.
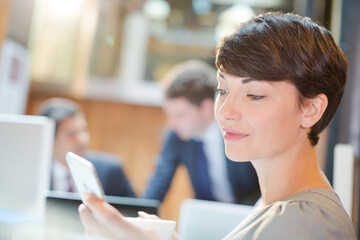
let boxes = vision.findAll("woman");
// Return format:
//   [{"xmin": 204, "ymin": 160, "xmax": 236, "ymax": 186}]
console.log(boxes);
[{"xmin": 79, "ymin": 12, "xmax": 356, "ymax": 239}]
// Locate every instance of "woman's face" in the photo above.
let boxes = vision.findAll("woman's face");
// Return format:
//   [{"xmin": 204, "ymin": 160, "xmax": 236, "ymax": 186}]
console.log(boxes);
[{"xmin": 215, "ymin": 71, "xmax": 306, "ymax": 161}]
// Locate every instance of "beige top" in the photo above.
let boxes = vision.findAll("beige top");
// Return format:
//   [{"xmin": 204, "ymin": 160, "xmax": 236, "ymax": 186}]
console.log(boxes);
[{"xmin": 223, "ymin": 189, "xmax": 356, "ymax": 240}]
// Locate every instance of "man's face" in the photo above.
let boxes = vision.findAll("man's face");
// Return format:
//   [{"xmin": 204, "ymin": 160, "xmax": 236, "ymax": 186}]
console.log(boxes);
[
  {"xmin": 54, "ymin": 114, "xmax": 90, "ymax": 163},
  {"xmin": 164, "ymin": 97, "xmax": 208, "ymax": 140}
]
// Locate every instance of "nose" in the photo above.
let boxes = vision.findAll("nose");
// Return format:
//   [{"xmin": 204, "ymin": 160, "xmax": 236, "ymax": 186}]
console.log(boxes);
[{"xmin": 215, "ymin": 94, "xmax": 241, "ymax": 121}]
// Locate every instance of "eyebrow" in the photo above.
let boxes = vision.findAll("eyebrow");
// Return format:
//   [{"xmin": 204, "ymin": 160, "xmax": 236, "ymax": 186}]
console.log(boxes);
[
  {"xmin": 218, "ymin": 72, "xmax": 256, "ymax": 84},
  {"xmin": 242, "ymin": 78, "xmax": 257, "ymax": 84},
  {"xmin": 218, "ymin": 72, "xmax": 225, "ymax": 80}
]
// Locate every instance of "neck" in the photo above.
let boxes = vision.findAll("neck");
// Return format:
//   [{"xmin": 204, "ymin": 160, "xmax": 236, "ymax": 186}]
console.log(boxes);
[
  {"xmin": 194, "ymin": 116, "xmax": 215, "ymax": 139},
  {"xmin": 252, "ymin": 139, "xmax": 332, "ymax": 207}
]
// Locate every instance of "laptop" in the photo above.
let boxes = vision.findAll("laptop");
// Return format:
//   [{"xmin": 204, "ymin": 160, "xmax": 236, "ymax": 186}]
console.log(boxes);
[
  {"xmin": 0, "ymin": 114, "xmax": 54, "ymax": 218},
  {"xmin": 178, "ymin": 199, "xmax": 253, "ymax": 240},
  {"xmin": 45, "ymin": 191, "xmax": 160, "ymax": 238}
]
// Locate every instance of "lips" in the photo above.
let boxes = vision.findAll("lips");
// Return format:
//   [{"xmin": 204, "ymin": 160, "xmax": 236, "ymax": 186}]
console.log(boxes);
[{"xmin": 223, "ymin": 128, "xmax": 249, "ymax": 142}]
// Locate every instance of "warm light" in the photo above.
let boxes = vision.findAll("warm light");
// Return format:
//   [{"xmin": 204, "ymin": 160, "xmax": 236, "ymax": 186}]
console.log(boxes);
[
  {"xmin": 143, "ymin": 0, "xmax": 170, "ymax": 20},
  {"xmin": 215, "ymin": 4, "xmax": 255, "ymax": 39},
  {"xmin": 48, "ymin": 0, "xmax": 84, "ymax": 17},
  {"xmin": 210, "ymin": 0, "xmax": 284, "ymax": 8}
]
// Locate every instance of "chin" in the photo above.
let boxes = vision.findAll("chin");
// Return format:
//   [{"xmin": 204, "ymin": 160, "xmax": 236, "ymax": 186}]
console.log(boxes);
[
  {"xmin": 225, "ymin": 149, "xmax": 253, "ymax": 162},
  {"xmin": 180, "ymin": 136, "xmax": 192, "ymax": 141},
  {"xmin": 176, "ymin": 132, "xmax": 192, "ymax": 141},
  {"xmin": 73, "ymin": 149, "xmax": 86, "ymax": 157},
  {"xmin": 225, "ymin": 153, "xmax": 244, "ymax": 162},
  {"xmin": 228, "ymin": 158, "xmax": 251, "ymax": 163}
]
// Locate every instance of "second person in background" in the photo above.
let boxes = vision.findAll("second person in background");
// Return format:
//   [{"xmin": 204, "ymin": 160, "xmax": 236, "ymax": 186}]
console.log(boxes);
[
  {"xmin": 39, "ymin": 97, "xmax": 135, "ymax": 197},
  {"xmin": 145, "ymin": 60, "xmax": 260, "ymax": 204}
]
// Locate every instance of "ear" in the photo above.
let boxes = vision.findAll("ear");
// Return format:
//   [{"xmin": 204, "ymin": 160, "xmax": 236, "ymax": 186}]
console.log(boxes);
[{"xmin": 301, "ymin": 94, "xmax": 328, "ymax": 128}]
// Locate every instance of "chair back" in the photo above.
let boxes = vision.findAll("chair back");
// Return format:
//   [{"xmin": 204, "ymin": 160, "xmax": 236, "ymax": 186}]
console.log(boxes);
[{"xmin": 333, "ymin": 144, "xmax": 359, "ymax": 236}]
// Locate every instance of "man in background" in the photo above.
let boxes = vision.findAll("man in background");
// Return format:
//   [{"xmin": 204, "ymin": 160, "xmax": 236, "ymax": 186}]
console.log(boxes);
[
  {"xmin": 39, "ymin": 97, "xmax": 135, "ymax": 197},
  {"xmin": 145, "ymin": 60, "xmax": 260, "ymax": 204}
]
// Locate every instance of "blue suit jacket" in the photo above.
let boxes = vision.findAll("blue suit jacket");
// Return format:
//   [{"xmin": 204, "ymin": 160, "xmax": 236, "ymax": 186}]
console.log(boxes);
[
  {"xmin": 86, "ymin": 151, "xmax": 135, "ymax": 197},
  {"xmin": 145, "ymin": 131, "xmax": 260, "ymax": 204},
  {"xmin": 51, "ymin": 150, "xmax": 135, "ymax": 197}
]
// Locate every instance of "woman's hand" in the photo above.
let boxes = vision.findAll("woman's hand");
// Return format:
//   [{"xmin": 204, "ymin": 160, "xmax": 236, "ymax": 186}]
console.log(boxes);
[
  {"xmin": 79, "ymin": 193, "xmax": 160, "ymax": 240},
  {"xmin": 137, "ymin": 211, "xmax": 181, "ymax": 240}
]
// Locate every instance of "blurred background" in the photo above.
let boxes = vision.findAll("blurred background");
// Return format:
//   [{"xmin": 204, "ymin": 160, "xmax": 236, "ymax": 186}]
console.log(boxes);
[{"xmin": 0, "ymin": 0, "xmax": 359, "ymax": 222}]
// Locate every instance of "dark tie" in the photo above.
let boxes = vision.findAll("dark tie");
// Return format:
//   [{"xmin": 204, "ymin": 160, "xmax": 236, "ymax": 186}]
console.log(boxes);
[
  {"xmin": 195, "ymin": 141, "xmax": 213, "ymax": 200},
  {"xmin": 67, "ymin": 172, "xmax": 74, "ymax": 192}
]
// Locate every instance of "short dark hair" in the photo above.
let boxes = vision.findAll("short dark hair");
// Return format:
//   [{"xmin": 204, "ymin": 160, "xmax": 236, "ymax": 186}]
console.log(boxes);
[
  {"xmin": 216, "ymin": 12, "xmax": 348, "ymax": 146},
  {"xmin": 38, "ymin": 98, "xmax": 83, "ymax": 136},
  {"xmin": 164, "ymin": 59, "xmax": 217, "ymax": 106}
]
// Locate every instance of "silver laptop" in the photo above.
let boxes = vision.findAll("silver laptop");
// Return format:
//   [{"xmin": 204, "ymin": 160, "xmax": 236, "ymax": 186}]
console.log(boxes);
[{"xmin": 0, "ymin": 114, "xmax": 54, "ymax": 218}]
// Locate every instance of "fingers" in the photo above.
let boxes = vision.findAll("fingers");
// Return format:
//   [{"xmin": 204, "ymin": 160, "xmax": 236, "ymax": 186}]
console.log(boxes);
[
  {"xmin": 81, "ymin": 193, "xmax": 162, "ymax": 240},
  {"xmin": 78, "ymin": 204, "xmax": 116, "ymax": 239},
  {"xmin": 84, "ymin": 193, "xmax": 125, "ymax": 225},
  {"xmin": 137, "ymin": 211, "xmax": 180, "ymax": 240},
  {"xmin": 137, "ymin": 211, "xmax": 161, "ymax": 220},
  {"xmin": 83, "ymin": 193, "xmax": 149, "ymax": 238}
]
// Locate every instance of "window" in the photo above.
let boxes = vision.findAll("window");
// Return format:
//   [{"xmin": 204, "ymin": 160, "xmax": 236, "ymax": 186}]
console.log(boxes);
[{"xmin": 29, "ymin": 0, "xmax": 330, "ymax": 103}]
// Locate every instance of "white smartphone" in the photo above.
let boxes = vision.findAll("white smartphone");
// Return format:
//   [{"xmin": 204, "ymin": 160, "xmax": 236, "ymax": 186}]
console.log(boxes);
[
  {"xmin": 66, "ymin": 152, "xmax": 176, "ymax": 240},
  {"xmin": 66, "ymin": 151, "xmax": 105, "ymax": 203}
]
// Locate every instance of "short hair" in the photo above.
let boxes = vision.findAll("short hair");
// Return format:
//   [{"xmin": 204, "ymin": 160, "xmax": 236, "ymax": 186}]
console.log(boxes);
[
  {"xmin": 164, "ymin": 59, "xmax": 217, "ymax": 106},
  {"xmin": 216, "ymin": 12, "xmax": 348, "ymax": 146},
  {"xmin": 38, "ymin": 98, "xmax": 83, "ymax": 136}
]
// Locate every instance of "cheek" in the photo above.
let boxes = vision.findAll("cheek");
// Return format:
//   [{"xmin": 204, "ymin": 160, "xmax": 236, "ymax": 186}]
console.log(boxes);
[
  {"xmin": 255, "ymin": 106, "xmax": 302, "ymax": 149},
  {"xmin": 214, "ymin": 98, "xmax": 224, "ymax": 121},
  {"xmin": 54, "ymin": 137, "xmax": 70, "ymax": 152},
  {"xmin": 80, "ymin": 132, "xmax": 90, "ymax": 143},
  {"xmin": 214, "ymin": 106, "xmax": 220, "ymax": 123}
]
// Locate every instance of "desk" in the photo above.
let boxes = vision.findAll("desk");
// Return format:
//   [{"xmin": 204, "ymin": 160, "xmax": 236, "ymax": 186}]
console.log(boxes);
[
  {"xmin": 0, "ymin": 191, "xmax": 160, "ymax": 240},
  {"xmin": 0, "ymin": 208, "xmax": 85, "ymax": 240}
]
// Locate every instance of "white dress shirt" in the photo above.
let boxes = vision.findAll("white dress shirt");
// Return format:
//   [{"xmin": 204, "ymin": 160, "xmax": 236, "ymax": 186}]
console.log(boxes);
[
  {"xmin": 201, "ymin": 121, "xmax": 235, "ymax": 203},
  {"xmin": 52, "ymin": 159, "xmax": 77, "ymax": 192}
]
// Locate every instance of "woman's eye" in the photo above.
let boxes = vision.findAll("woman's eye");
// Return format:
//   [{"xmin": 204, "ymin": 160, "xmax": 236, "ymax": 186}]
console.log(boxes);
[
  {"xmin": 215, "ymin": 89, "xmax": 229, "ymax": 96},
  {"xmin": 247, "ymin": 94, "xmax": 265, "ymax": 101}
]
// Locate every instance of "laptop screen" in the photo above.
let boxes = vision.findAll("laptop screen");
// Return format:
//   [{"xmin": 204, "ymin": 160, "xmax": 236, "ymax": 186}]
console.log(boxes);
[{"xmin": 45, "ymin": 191, "xmax": 160, "ymax": 237}]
